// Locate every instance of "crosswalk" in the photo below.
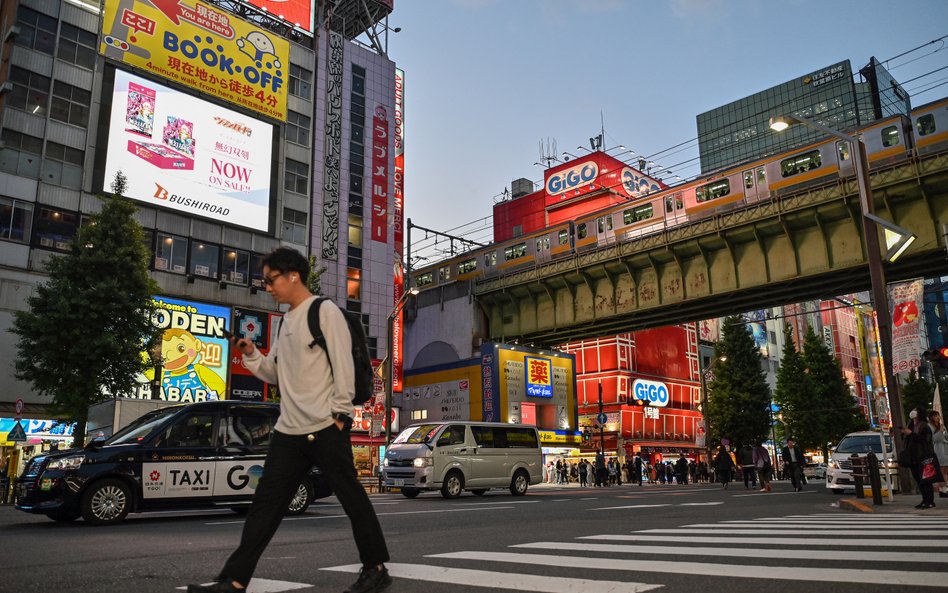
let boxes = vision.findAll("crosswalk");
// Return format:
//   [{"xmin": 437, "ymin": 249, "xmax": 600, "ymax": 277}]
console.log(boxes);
[{"xmin": 322, "ymin": 512, "xmax": 948, "ymax": 592}]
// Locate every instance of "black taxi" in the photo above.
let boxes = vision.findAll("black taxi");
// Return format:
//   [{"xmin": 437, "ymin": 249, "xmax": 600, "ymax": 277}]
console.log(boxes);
[{"xmin": 14, "ymin": 400, "xmax": 331, "ymax": 525}]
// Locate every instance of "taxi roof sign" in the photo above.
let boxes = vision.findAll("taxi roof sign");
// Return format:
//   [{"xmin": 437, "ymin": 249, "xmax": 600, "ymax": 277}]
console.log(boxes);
[{"xmin": 7, "ymin": 421, "xmax": 27, "ymax": 442}]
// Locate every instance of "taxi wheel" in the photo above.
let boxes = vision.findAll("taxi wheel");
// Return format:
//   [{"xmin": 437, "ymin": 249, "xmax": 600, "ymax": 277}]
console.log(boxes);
[
  {"xmin": 46, "ymin": 508, "xmax": 81, "ymax": 522},
  {"xmin": 441, "ymin": 470, "xmax": 464, "ymax": 499},
  {"xmin": 286, "ymin": 479, "xmax": 314, "ymax": 515},
  {"xmin": 81, "ymin": 479, "xmax": 131, "ymax": 525}
]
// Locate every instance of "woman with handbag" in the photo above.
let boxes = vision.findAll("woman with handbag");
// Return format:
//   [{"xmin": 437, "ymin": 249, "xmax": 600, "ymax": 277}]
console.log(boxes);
[
  {"xmin": 901, "ymin": 407, "xmax": 938, "ymax": 509},
  {"xmin": 929, "ymin": 410, "xmax": 948, "ymax": 496}
]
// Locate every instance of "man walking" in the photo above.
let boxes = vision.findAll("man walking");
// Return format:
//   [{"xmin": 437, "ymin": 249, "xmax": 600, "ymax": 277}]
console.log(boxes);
[
  {"xmin": 737, "ymin": 443, "xmax": 757, "ymax": 489},
  {"xmin": 781, "ymin": 438, "xmax": 805, "ymax": 492},
  {"xmin": 188, "ymin": 248, "xmax": 391, "ymax": 593}
]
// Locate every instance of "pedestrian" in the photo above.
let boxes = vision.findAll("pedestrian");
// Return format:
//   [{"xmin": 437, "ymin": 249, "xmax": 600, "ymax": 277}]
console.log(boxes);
[
  {"xmin": 688, "ymin": 460, "xmax": 697, "ymax": 484},
  {"xmin": 901, "ymin": 407, "xmax": 938, "ymax": 509},
  {"xmin": 737, "ymin": 444, "xmax": 757, "ymax": 489},
  {"xmin": 752, "ymin": 442, "xmax": 772, "ymax": 492},
  {"xmin": 930, "ymin": 410, "xmax": 948, "ymax": 496},
  {"xmin": 675, "ymin": 454, "xmax": 688, "ymax": 485},
  {"xmin": 594, "ymin": 451, "xmax": 606, "ymax": 487},
  {"xmin": 633, "ymin": 455, "xmax": 643, "ymax": 486},
  {"xmin": 579, "ymin": 459, "xmax": 588, "ymax": 487},
  {"xmin": 0, "ymin": 451, "xmax": 9, "ymax": 505},
  {"xmin": 781, "ymin": 438, "xmax": 805, "ymax": 492},
  {"xmin": 714, "ymin": 445, "xmax": 735, "ymax": 489},
  {"xmin": 664, "ymin": 462, "xmax": 674, "ymax": 485},
  {"xmin": 187, "ymin": 248, "xmax": 391, "ymax": 593}
]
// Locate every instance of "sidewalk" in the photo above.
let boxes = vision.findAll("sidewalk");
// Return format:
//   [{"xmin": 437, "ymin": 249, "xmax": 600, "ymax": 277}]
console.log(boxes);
[{"xmin": 838, "ymin": 490, "xmax": 948, "ymax": 515}]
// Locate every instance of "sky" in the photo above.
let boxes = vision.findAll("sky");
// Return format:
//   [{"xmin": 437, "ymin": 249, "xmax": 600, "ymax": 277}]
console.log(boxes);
[{"xmin": 381, "ymin": 0, "xmax": 948, "ymax": 264}]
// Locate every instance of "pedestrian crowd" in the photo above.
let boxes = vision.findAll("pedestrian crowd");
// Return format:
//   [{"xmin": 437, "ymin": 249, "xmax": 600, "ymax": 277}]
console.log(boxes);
[{"xmin": 901, "ymin": 406, "xmax": 948, "ymax": 509}]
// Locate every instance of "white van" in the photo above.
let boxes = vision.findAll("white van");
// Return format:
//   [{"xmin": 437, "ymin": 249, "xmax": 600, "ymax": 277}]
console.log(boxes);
[
  {"xmin": 826, "ymin": 430, "xmax": 899, "ymax": 494},
  {"xmin": 381, "ymin": 422, "xmax": 542, "ymax": 499}
]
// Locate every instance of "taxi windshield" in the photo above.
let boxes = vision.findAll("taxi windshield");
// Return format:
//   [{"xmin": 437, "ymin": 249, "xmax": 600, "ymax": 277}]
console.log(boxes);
[
  {"xmin": 106, "ymin": 407, "xmax": 182, "ymax": 445},
  {"xmin": 392, "ymin": 424, "xmax": 442, "ymax": 444}
]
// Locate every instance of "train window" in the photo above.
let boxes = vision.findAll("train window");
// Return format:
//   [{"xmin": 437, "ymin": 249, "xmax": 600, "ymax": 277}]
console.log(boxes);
[
  {"xmin": 623, "ymin": 204, "xmax": 654, "ymax": 224},
  {"xmin": 597, "ymin": 216, "xmax": 613, "ymax": 233},
  {"xmin": 577, "ymin": 223, "xmax": 588, "ymax": 239},
  {"xmin": 416, "ymin": 272, "xmax": 434, "ymax": 287},
  {"xmin": 757, "ymin": 168, "xmax": 766, "ymax": 185},
  {"xmin": 881, "ymin": 125, "xmax": 900, "ymax": 147},
  {"xmin": 696, "ymin": 179, "xmax": 731, "ymax": 202},
  {"xmin": 504, "ymin": 242, "xmax": 526, "ymax": 261},
  {"xmin": 779, "ymin": 150, "xmax": 822, "ymax": 178},
  {"xmin": 484, "ymin": 251, "xmax": 497, "ymax": 266},
  {"xmin": 439, "ymin": 266, "xmax": 451, "ymax": 282},
  {"xmin": 535, "ymin": 236, "xmax": 550, "ymax": 252},
  {"xmin": 837, "ymin": 142, "xmax": 851, "ymax": 162},
  {"xmin": 917, "ymin": 114, "xmax": 936, "ymax": 136},
  {"xmin": 458, "ymin": 258, "xmax": 477, "ymax": 274},
  {"xmin": 557, "ymin": 230, "xmax": 569, "ymax": 245},
  {"xmin": 664, "ymin": 193, "xmax": 683, "ymax": 213},
  {"xmin": 743, "ymin": 170, "xmax": 754, "ymax": 189}
]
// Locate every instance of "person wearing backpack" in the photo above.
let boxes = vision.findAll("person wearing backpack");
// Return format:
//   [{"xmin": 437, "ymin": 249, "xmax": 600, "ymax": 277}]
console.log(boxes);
[{"xmin": 188, "ymin": 247, "xmax": 391, "ymax": 593}]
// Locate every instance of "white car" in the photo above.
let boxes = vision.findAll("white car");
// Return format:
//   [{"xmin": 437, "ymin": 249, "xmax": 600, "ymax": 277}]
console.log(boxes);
[
  {"xmin": 803, "ymin": 462, "xmax": 826, "ymax": 480},
  {"xmin": 826, "ymin": 431, "xmax": 899, "ymax": 494}
]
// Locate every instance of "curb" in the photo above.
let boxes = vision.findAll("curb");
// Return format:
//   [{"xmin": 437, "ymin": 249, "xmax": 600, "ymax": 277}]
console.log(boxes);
[{"xmin": 839, "ymin": 498, "xmax": 875, "ymax": 513}]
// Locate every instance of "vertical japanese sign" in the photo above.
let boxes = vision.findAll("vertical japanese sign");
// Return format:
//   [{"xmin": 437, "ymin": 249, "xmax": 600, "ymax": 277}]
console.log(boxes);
[
  {"xmin": 99, "ymin": 0, "xmax": 289, "ymax": 121},
  {"xmin": 889, "ymin": 278, "xmax": 923, "ymax": 374},
  {"xmin": 137, "ymin": 296, "xmax": 231, "ymax": 401},
  {"xmin": 391, "ymin": 69, "xmax": 406, "ymax": 395},
  {"xmin": 392, "ymin": 264, "xmax": 405, "ymax": 393},
  {"xmin": 371, "ymin": 106, "xmax": 389, "ymax": 243},
  {"xmin": 481, "ymin": 346, "xmax": 497, "ymax": 422}
]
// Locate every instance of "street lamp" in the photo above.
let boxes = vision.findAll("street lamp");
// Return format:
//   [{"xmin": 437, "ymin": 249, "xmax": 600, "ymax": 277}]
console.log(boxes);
[
  {"xmin": 384, "ymin": 287, "xmax": 419, "ymax": 445},
  {"xmin": 770, "ymin": 113, "xmax": 916, "ymax": 492}
]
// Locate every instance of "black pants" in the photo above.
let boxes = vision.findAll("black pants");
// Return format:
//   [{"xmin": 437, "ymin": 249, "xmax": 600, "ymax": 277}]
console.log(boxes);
[
  {"xmin": 219, "ymin": 427, "xmax": 389, "ymax": 586},
  {"xmin": 786, "ymin": 462, "xmax": 802, "ymax": 489},
  {"xmin": 742, "ymin": 467, "xmax": 757, "ymax": 487},
  {"xmin": 911, "ymin": 465, "xmax": 935, "ymax": 506}
]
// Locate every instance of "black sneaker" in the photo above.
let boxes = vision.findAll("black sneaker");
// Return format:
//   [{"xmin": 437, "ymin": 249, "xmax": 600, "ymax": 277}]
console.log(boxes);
[
  {"xmin": 187, "ymin": 582, "xmax": 243, "ymax": 593},
  {"xmin": 345, "ymin": 565, "xmax": 392, "ymax": 593}
]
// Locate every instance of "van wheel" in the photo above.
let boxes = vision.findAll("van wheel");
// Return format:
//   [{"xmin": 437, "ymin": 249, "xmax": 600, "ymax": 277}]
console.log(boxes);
[
  {"xmin": 401, "ymin": 487, "xmax": 420, "ymax": 498},
  {"xmin": 81, "ymin": 479, "xmax": 131, "ymax": 525},
  {"xmin": 470, "ymin": 489, "xmax": 488, "ymax": 496},
  {"xmin": 510, "ymin": 470, "xmax": 529, "ymax": 496},
  {"xmin": 286, "ymin": 479, "xmax": 314, "ymax": 515},
  {"xmin": 441, "ymin": 470, "xmax": 464, "ymax": 499}
]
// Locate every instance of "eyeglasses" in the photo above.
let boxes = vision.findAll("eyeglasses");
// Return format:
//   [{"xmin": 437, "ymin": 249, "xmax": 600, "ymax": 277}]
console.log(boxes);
[{"xmin": 262, "ymin": 272, "xmax": 284, "ymax": 286}]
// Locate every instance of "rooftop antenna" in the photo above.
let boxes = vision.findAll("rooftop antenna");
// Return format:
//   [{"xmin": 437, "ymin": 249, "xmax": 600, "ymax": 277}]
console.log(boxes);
[{"xmin": 538, "ymin": 137, "xmax": 559, "ymax": 168}]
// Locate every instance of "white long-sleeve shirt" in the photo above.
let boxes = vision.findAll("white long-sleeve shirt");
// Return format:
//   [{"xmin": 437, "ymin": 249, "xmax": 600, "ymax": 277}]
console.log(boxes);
[{"xmin": 243, "ymin": 295, "xmax": 354, "ymax": 435}]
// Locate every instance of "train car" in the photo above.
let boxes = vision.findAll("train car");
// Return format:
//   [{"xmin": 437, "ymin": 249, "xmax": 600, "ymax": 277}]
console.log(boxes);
[{"xmin": 912, "ymin": 97, "xmax": 948, "ymax": 156}]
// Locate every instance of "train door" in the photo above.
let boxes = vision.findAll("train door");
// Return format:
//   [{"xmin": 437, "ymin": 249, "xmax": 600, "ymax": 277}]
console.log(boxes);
[
  {"xmin": 837, "ymin": 140, "xmax": 855, "ymax": 177},
  {"xmin": 596, "ymin": 213, "xmax": 616, "ymax": 245},
  {"xmin": 535, "ymin": 234, "xmax": 552, "ymax": 264},
  {"xmin": 742, "ymin": 166, "xmax": 768, "ymax": 203},
  {"xmin": 664, "ymin": 192, "xmax": 685, "ymax": 226}
]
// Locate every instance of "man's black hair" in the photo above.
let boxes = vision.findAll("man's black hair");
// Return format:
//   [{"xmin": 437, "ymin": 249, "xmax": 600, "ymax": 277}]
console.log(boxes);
[{"xmin": 263, "ymin": 247, "xmax": 310, "ymax": 283}]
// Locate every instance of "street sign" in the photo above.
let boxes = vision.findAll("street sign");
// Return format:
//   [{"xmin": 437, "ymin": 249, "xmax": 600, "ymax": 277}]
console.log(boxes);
[
  {"xmin": 7, "ymin": 421, "xmax": 27, "ymax": 443},
  {"xmin": 15, "ymin": 399, "xmax": 24, "ymax": 415},
  {"xmin": 597, "ymin": 412, "xmax": 607, "ymax": 424}
]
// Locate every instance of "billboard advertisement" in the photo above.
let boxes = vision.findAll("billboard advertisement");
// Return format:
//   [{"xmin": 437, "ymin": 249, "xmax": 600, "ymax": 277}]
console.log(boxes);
[
  {"xmin": 228, "ymin": 307, "xmax": 282, "ymax": 401},
  {"xmin": 482, "ymin": 342, "xmax": 575, "ymax": 426},
  {"xmin": 101, "ymin": 68, "xmax": 274, "ymax": 232},
  {"xmin": 136, "ymin": 296, "xmax": 231, "ymax": 402},
  {"xmin": 99, "ymin": 0, "xmax": 289, "ymax": 121},
  {"xmin": 889, "ymin": 278, "xmax": 924, "ymax": 373},
  {"xmin": 240, "ymin": 0, "xmax": 315, "ymax": 34}
]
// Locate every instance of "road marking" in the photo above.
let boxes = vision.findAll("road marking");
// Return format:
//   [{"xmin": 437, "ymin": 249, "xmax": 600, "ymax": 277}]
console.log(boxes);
[
  {"xmin": 512, "ymin": 541, "xmax": 946, "ymax": 563},
  {"xmin": 177, "ymin": 578, "xmax": 310, "ymax": 592},
  {"xmin": 733, "ymin": 490, "xmax": 815, "ymax": 497},
  {"xmin": 639, "ymin": 528, "xmax": 948, "ymax": 536},
  {"xmin": 679, "ymin": 502, "xmax": 724, "ymax": 506},
  {"xmin": 580, "ymin": 497, "xmax": 599, "ymax": 500},
  {"xmin": 709, "ymin": 522, "xmax": 948, "ymax": 528},
  {"xmin": 785, "ymin": 513, "xmax": 922, "ymax": 518},
  {"xmin": 206, "ymin": 506, "xmax": 515, "ymax": 525},
  {"xmin": 321, "ymin": 562, "xmax": 661, "ymax": 593},
  {"xmin": 428, "ymin": 551, "xmax": 948, "ymax": 587},
  {"xmin": 581, "ymin": 534, "xmax": 942, "ymax": 547},
  {"xmin": 456, "ymin": 500, "xmax": 540, "ymax": 506},
  {"xmin": 590, "ymin": 503, "xmax": 672, "ymax": 511}
]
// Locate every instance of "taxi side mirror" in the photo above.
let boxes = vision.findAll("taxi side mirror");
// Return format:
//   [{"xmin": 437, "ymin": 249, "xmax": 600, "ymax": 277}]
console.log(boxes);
[{"xmin": 85, "ymin": 436, "xmax": 107, "ymax": 450}]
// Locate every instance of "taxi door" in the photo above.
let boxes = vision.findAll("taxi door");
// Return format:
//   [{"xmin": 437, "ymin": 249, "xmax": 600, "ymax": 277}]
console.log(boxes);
[
  {"xmin": 139, "ymin": 410, "xmax": 220, "ymax": 505},
  {"xmin": 212, "ymin": 404, "xmax": 279, "ymax": 500}
]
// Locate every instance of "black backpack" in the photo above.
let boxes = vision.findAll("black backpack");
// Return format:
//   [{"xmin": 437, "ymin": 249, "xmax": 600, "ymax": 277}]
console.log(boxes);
[{"xmin": 296, "ymin": 297, "xmax": 374, "ymax": 406}]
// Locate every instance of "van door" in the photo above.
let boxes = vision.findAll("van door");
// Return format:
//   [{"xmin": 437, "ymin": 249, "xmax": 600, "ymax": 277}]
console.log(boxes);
[
  {"xmin": 141, "ymin": 410, "xmax": 219, "ymax": 504},
  {"xmin": 434, "ymin": 424, "xmax": 472, "ymax": 486}
]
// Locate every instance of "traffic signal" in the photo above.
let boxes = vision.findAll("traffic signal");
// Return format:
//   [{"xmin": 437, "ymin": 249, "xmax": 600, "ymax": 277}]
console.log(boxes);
[
  {"xmin": 625, "ymin": 394, "xmax": 651, "ymax": 407},
  {"xmin": 923, "ymin": 347, "xmax": 948, "ymax": 365},
  {"xmin": 582, "ymin": 428, "xmax": 591, "ymax": 442}
]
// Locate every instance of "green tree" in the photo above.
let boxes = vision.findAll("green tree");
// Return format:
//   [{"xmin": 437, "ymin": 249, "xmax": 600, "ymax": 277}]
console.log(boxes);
[
  {"xmin": 773, "ymin": 323, "xmax": 815, "ymax": 448},
  {"xmin": 801, "ymin": 326, "xmax": 867, "ymax": 459},
  {"xmin": 706, "ymin": 315, "xmax": 772, "ymax": 448},
  {"xmin": 901, "ymin": 369, "xmax": 934, "ymax": 417},
  {"xmin": 12, "ymin": 173, "xmax": 159, "ymax": 446},
  {"xmin": 306, "ymin": 254, "xmax": 327, "ymax": 295}
]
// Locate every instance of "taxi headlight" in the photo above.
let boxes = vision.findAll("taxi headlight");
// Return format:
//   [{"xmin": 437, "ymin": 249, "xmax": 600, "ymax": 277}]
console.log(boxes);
[
  {"xmin": 46, "ymin": 455, "xmax": 85, "ymax": 470},
  {"xmin": 413, "ymin": 457, "xmax": 432, "ymax": 468}
]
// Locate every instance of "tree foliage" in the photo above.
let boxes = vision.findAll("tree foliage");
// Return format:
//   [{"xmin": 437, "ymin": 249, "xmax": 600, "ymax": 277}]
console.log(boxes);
[
  {"xmin": 706, "ymin": 315, "xmax": 772, "ymax": 448},
  {"xmin": 901, "ymin": 369, "xmax": 935, "ymax": 417},
  {"xmin": 12, "ymin": 176, "xmax": 159, "ymax": 445},
  {"xmin": 773, "ymin": 323, "xmax": 814, "ymax": 446}
]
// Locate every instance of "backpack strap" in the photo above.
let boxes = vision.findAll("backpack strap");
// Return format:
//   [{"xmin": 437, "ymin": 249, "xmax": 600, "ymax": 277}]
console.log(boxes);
[{"xmin": 307, "ymin": 297, "xmax": 334, "ymax": 377}]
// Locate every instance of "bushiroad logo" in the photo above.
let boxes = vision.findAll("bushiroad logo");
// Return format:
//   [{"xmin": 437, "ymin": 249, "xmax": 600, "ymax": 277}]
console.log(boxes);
[
  {"xmin": 154, "ymin": 183, "xmax": 170, "ymax": 200},
  {"xmin": 152, "ymin": 183, "xmax": 231, "ymax": 216}
]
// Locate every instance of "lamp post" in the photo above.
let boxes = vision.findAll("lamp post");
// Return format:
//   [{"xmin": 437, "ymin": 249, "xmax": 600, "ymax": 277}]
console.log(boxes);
[
  {"xmin": 384, "ymin": 287, "xmax": 419, "ymax": 445},
  {"xmin": 770, "ymin": 114, "xmax": 916, "ymax": 492}
]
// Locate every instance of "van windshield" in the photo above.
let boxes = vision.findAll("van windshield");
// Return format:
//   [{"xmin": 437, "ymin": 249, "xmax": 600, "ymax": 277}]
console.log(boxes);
[
  {"xmin": 393, "ymin": 424, "xmax": 442, "ymax": 444},
  {"xmin": 835, "ymin": 434, "xmax": 891, "ymax": 454},
  {"xmin": 106, "ymin": 407, "xmax": 183, "ymax": 445}
]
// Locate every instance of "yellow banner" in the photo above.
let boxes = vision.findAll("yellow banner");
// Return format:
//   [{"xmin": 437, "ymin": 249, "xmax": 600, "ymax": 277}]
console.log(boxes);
[
  {"xmin": 100, "ymin": 0, "xmax": 289, "ymax": 121},
  {"xmin": 539, "ymin": 431, "xmax": 582, "ymax": 445}
]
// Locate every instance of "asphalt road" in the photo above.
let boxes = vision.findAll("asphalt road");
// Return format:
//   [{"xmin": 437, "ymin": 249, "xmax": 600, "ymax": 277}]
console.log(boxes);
[{"xmin": 3, "ymin": 479, "xmax": 946, "ymax": 593}]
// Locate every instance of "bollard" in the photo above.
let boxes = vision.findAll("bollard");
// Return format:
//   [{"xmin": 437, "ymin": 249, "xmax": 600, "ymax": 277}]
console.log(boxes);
[
  {"xmin": 851, "ymin": 454, "xmax": 866, "ymax": 498},
  {"xmin": 866, "ymin": 452, "xmax": 884, "ymax": 505}
]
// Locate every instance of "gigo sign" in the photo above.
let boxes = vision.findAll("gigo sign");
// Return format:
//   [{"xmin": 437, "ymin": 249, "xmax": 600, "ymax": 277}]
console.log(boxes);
[
  {"xmin": 632, "ymin": 379, "xmax": 669, "ymax": 407},
  {"xmin": 546, "ymin": 161, "xmax": 598, "ymax": 196}
]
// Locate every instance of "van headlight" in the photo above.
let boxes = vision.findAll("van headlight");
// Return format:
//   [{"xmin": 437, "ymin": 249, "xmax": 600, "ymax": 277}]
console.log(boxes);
[
  {"xmin": 829, "ymin": 460, "xmax": 840, "ymax": 470},
  {"xmin": 413, "ymin": 457, "xmax": 432, "ymax": 468},
  {"xmin": 383, "ymin": 458, "xmax": 389, "ymax": 467},
  {"xmin": 46, "ymin": 455, "xmax": 85, "ymax": 470}
]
